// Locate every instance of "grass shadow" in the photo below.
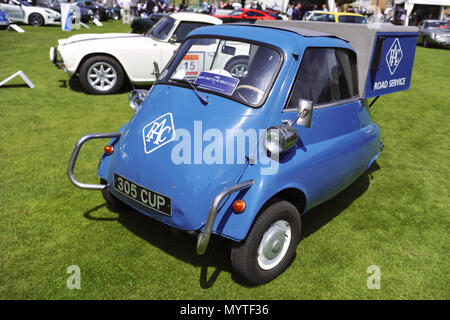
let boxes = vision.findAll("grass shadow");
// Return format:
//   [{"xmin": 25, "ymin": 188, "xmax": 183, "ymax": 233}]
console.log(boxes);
[
  {"xmin": 59, "ymin": 78, "xmax": 149, "ymax": 94},
  {"xmin": 0, "ymin": 84, "xmax": 31, "ymax": 89},
  {"xmin": 83, "ymin": 162, "xmax": 380, "ymax": 288},
  {"xmin": 301, "ymin": 161, "xmax": 381, "ymax": 240}
]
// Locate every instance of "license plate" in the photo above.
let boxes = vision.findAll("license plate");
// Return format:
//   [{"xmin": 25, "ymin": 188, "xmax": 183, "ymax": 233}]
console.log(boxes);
[{"xmin": 113, "ymin": 173, "xmax": 172, "ymax": 216}]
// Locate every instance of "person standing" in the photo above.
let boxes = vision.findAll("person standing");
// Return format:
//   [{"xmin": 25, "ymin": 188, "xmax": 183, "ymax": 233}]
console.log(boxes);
[
  {"xmin": 286, "ymin": 4, "xmax": 293, "ymax": 20},
  {"xmin": 119, "ymin": 0, "xmax": 132, "ymax": 24},
  {"xmin": 130, "ymin": 0, "xmax": 138, "ymax": 18},
  {"xmin": 146, "ymin": 0, "xmax": 155, "ymax": 14},
  {"xmin": 291, "ymin": 3, "xmax": 301, "ymax": 20},
  {"xmin": 202, "ymin": 0, "xmax": 209, "ymax": 13}
]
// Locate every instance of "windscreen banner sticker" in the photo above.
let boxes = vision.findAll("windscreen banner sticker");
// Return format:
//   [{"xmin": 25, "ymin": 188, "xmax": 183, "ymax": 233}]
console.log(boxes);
[
  {"xmin": 180, "ymin": 52, "xmax": 204, "ymax": 77},
  {"xmin": 194, "ymin": 71, "xmax": 239, "ymax": 96},
  {"xmin": 364, "ymin": 34, "xmax": 417, "ymax": 99}
]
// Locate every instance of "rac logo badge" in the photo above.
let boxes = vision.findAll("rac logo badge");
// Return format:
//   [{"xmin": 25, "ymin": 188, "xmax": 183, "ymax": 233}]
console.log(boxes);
[
  {"xmin": 142, "ymin": 113, "xmax": 176, "ymax": 154},
  {"xmin": 386, "ymin": 38, "xmax": 403, "ymax": 75}
]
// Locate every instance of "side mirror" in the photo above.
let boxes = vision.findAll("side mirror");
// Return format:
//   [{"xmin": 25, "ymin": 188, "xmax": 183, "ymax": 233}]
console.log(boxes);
[
  {"xmin": 169, "ymin": 34, "xmax": 177, "ymax": 44},
  {"xmin": 129, "ymin": 89, "xmax": 148, "ymax": 112},
  {"xmin": 153, "ymin": 61, "xmax": 160, "ymax": 78},
  {"xmin": 295, "ymin": 99, "xmax": 313, "ymax": 128}
]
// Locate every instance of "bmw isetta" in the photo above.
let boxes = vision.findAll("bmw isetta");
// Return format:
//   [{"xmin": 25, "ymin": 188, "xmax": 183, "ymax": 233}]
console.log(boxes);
[{"xmin": 68, "ymin": 21, "xmax": 418, "ymax": 285}]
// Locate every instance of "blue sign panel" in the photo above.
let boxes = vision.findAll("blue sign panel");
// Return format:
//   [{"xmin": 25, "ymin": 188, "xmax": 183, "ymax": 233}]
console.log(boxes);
[
  {"xmin": 194, "ymin": 72, "xmax": 239, "ymax": 96},
  {"xmin": 364, "ymin": 33, "xmax": 418, "ymax": 99}
]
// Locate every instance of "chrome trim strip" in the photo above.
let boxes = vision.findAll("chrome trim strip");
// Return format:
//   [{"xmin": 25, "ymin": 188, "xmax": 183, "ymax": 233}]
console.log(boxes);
[
  {"xmin": 283, "ymin": 96, "xmax": 360, "ymax": 112},
  {"xmin": 67, "ymin": 132, "xmax": 122, "ymax": 190},
  {"xmin": 196, "ymin": 179, "xmax": 255, "ymax": 255}
]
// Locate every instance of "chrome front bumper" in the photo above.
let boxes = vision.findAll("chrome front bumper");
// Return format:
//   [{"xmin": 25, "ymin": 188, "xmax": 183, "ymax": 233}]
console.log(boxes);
[
  {"xmin": 68, "ymin": 132, "xmax": 254, "ymax": 254},
  {"xmin": 196, "ymin": 179, "xmax": 254, "ymax": 255},
  {"xmin": 67, "ymin": 132, "xmax": 121, "ymax": 190}
]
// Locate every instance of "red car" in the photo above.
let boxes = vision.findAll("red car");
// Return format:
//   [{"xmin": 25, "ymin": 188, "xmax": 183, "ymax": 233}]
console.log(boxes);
[{"xmin": 214, "ymin": 8, "xmax": 276, "ymax": 23}]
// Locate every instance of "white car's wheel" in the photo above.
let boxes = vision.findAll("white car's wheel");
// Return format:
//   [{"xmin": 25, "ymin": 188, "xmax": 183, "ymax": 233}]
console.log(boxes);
[
  {"xmin": 79, "ymin": 55, "xmax": 125, "ymax": 94},
  {"xmin": 225, "ymin": 56, "xmax": 249, "ymax": 79},
  {"xmin": 28, "ymin": 13, "xmax": 44, "ymax": 26}
]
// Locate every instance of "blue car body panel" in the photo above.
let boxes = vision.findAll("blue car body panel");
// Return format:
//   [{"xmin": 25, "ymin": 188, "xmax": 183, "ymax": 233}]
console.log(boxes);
[{"xmin": 96, "ymin": 24, "xmax": 414, "ymax": 242}]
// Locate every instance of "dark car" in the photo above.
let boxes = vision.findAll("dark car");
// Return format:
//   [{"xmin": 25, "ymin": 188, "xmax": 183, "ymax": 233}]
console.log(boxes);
[
  {"xmin": 131, "ymin": 13, "xmax": 165, "ymax": 34},
  {"xmin": 36, "ymin": 0, "xmax": 91, "ymax": 23},
  {"xmin": 417, "ymin": 19, "xmax": 450, "ymax": 47},
  {"xmin": 74, "ymin": 0, "xmax": 108, "ymax": 21},
  {"xmin": 214, "ymin": 8, "xmax": 276, "ymax": 23},
  {"xmin": 0, "ymin": 9, "xmax": 11, "ymax": 29},
  {"xmin": 107, "ymin": 4, "xmax": 120, "ymax": 20}
]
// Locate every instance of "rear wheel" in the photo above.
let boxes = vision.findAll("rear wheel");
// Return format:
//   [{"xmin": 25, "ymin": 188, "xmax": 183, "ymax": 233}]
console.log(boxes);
[
  {"xmin": 28, "ymin": 13, "xmax": 44, "ymax": 26},
  {"xmin": 231, "ymin": 200, "xmax": 301, "ymax": 285},
  {"xmin": 79, "ymin": 55, "xmax": 124, "ymax": 94}
]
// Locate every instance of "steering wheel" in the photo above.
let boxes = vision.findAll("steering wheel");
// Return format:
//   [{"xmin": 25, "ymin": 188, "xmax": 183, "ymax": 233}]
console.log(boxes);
[{"xmin": 235, "ymin": 85, "xmax": 264, "ymax": 104}]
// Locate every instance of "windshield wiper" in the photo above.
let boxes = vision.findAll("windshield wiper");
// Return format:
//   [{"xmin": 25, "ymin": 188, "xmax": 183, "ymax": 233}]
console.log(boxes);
[{"xmin": 171, "ymin": 79, "xmax": 209, "ymax": 106}]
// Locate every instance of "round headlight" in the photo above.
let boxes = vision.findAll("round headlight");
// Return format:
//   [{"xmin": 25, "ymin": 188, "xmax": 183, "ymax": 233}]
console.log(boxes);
[{"xmin": 264, "ymin": 124, "xmax": 298, "ymax": 155}]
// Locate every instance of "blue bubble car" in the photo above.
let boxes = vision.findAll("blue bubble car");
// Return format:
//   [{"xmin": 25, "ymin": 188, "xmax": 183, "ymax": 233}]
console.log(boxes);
[{"xmin": 68, "ymin": 21, "xmax": 418, "ymax": 285}]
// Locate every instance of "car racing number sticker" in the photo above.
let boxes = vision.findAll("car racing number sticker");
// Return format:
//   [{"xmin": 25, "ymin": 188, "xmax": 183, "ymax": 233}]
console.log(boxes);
[
  {"xmin": 180, "ymin": 52, "xmax": 204, "ymax": 76},
  {"xmin": 114, "ymin": 173, "xmax": 172, "ymax": 216}
]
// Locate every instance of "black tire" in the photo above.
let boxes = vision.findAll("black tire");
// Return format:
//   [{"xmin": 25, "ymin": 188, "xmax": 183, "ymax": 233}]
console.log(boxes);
[
  {"xmin": 100, "ymin": 179, "xmax": 129, "ymax": 211},
  {"xmin": 423, "ymin": 36, "xmax": 429, "ymax": 48},
  {"xmin": 28, "ymin": 13, "xmax": 44, "ymax": 26},
  {"xmin": 112, "ymin": 11, "xmax": 120, "ymax": 20},
  {"xmin": 79, "ymin": 55, "xmax": 125, "ymax": 94},
  {"xmin": 224, "ymin": 56, "xmax": 249, "ymax": 79},
  {"xmin": 231, "ymin": 200, "xmax": 301, "ymax": 285}
]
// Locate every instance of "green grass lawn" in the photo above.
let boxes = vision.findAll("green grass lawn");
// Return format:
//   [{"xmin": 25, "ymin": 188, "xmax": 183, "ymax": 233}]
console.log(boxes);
[{"xmin": 0, "ymin": 22, "xmax": 449, "ymax": 300}]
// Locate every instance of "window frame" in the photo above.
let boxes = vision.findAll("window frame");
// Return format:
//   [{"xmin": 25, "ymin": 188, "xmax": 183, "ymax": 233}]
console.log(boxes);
[{"xmin": 283, "ymin": 46, "xmax": 359, "ymax": 113}]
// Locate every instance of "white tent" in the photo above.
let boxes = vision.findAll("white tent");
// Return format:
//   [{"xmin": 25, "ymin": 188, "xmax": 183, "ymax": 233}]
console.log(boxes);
[{"xmin": 395, "ymin": 0, "xmax": 450, "ymax": 24}]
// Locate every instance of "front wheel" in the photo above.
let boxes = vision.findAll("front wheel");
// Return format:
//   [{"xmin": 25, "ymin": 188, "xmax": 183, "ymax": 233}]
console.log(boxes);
[
  {"xmin": 79, "ymin": 55, "xmax": 124, "ymax": 94},
  {"xmin": 423, "ymin": 36, "xmax": 429, "ymax": 48},
  {"xmin": 28, "ymin": 13, "xmax": 44, "ymax": 26},
  {"xmin": 231, "ymin": 200, "xmax": 301, "ymax": 285}
]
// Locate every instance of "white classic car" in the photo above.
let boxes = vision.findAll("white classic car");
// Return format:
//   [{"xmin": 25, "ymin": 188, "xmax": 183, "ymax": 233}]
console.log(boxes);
[
  {"xmin": 50, "ymin": 13, "xmax": 227, "ymax": 94},
  {"xmin": 0, "ymin": 0, "xmax": 60, "ymax": 26}
]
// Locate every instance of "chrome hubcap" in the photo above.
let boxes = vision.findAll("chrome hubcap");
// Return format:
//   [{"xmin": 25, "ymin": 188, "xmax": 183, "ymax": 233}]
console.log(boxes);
[
  {"xmin": 257, "ymin": 220, "xmax": 291, "ymax": 270},
  {"xmin": 87, "ymin": 62, "xmax": 117, "ymax": 92},
  {"xmin": 230, "ymin": 63, "xmax": 248, "ymax": 78}
]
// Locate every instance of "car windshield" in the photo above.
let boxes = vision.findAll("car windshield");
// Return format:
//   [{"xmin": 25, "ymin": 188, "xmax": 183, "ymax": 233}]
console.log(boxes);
[
  {"xmin": 16, "ymin": 0, "xmax": 31, "ymax": 6},
  {"xmin": 424, "ymin": 21, "xmax": 447, "ymax": 28},
  {"xmin": 162, "ymin": 37, "xmax": 282, "ymax": 107},
  {"xmin": 229, "ymin": 9, "xmax": 244, "ymax": 16},
  {"xmin": 338, "ymin": 15, "xmax": 367, "ymax": 24},
  {"xmin": 147, "ymin": 16, "xmax": 175, "ymax": 40},
  {"xmin": 311, "ymin": 13, "xmax": 334, "ymax": 22}
]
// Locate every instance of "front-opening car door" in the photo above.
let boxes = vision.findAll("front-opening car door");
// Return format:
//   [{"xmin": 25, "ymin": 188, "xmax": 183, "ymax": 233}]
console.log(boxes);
[{"xmin": 1, "ymin": 0, "xmax": 25, "ymax": 21}]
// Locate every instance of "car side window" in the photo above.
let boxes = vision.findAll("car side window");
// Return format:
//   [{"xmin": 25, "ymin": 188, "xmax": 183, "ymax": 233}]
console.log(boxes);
[
  {"xmin": 173, "ymin": 22, "xmax": 210, "ymax": 43},
  {"xmin": 285, "ymin": 48, "xmax": 358, "ymax": 109},
  {"xmin": 247, "ymin": 11, "xmax": 264, "ymax": 17}
]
